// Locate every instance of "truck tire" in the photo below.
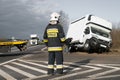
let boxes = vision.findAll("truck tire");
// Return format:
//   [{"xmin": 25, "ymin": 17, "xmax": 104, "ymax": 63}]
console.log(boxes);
[
  {"xmin": 97, "ymin": 48, "xmax": 103, "ymax": 53},
  {"xmin": 106, "ymin": 48, "xmax": 110, "ymax": 52},
  {"xmin": 90, "ymin": 37, "xmax": 98, "ymax": 49},
  {"xmin": 69, "ymin": 46, "xmax": 76, "ymax": 52},
  {"xmin": 84, "ymin": 40, "xmax": 90, "ymax": 52}
]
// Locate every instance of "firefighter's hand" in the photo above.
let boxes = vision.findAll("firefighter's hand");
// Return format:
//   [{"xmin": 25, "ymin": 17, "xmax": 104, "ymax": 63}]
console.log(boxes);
[{"xmin": 65, "ymin": 38, "xmax": 72, "ymax": 45}]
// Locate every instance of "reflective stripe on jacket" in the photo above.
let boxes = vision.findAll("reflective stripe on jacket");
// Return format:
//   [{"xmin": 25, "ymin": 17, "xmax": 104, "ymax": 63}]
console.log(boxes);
[
  {"xmin": 43, "ymin": 24, "xmax": 65, "ymax": 52},
  {"xmin": 48, "ymin": 47, "xmax": 63, "ymax": 51}
]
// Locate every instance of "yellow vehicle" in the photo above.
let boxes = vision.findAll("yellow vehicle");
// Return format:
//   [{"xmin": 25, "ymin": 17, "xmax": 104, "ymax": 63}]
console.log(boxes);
[{"xmin": 0, "ymin": 39, "xmax": 28, "ymax": 52}]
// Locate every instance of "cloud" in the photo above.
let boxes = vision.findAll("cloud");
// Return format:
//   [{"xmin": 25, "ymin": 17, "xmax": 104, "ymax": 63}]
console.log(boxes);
[{"xmin": 0, "ymin": 0, "xmax": 59, "ymax": 39}]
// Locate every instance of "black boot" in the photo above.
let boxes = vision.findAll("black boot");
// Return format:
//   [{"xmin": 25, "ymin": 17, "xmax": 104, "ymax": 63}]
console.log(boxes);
[
  {"xmin": 47, "ymin": 69, "xmax": 54, "ymax": 75},
  {"xmin": 56, "ymin": 68, "xmax": 63, "ymax": 74}
]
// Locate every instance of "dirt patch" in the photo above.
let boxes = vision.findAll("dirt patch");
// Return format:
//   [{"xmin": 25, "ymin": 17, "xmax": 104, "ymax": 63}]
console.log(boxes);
[
  {"xmin": 108, "ymin": 48, "xmax": 120, "ymax": 55},
  {"xmin": 72, "ymin": 48, "xmax": 120, "ymax": 56}
]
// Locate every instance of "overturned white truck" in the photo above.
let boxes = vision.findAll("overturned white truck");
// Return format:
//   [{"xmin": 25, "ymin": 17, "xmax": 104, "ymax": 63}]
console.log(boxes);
[{"xmin": 66, "ymin": 15, "xmax": 112, "ymax": 53}]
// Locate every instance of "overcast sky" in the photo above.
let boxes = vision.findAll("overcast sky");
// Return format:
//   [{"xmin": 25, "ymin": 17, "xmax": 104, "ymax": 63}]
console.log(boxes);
[{"xmin": 0, "ymin": 0, "xmax": 120, "ymax": 39}]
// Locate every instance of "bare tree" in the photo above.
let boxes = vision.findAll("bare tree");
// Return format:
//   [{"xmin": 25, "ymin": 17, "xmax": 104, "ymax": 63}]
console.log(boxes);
[
  {"xmin": 59, "ymin": 11, "xmax": 70, "ymax": 35},
  {"xmin": 111, "ymin": 22, "xmax": 120, "ymax": 48}
]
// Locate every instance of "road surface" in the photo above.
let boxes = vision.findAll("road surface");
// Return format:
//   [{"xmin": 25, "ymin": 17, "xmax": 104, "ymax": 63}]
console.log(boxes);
[{"xmin": 0, "ymin": 45, "xmax": 120, "ymax": 80}]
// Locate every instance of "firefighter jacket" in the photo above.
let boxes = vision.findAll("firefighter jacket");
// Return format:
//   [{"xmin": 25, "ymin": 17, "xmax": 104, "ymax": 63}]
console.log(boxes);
[{"xmin": 43, "ymin": 23, "xmax": 65, "ymax": 52}]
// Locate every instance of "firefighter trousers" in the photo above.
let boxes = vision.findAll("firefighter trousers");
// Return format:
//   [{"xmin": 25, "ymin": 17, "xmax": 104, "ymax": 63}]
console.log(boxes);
[{"xmin": 48, "ymin": 51, "xmax": 63, "ymax": 74}]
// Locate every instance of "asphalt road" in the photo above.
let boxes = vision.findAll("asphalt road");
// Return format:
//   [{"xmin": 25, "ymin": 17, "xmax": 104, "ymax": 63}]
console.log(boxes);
[{"xmin": 0, "ymin": 45, "xmax": 120, "ymax": 80}]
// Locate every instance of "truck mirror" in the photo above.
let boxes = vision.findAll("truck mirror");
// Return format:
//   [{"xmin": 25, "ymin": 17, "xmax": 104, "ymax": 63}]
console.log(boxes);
[{"xmin": 84, "ymin": 27, "xmax": 90, "ymax": 34}]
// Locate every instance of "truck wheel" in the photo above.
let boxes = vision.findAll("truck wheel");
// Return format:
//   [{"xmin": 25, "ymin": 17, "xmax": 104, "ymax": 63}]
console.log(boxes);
[
  {"xmin": 104, "ymin": 47, "xmax": 110, "ymax": 52},
  {"xmin": 84, "ymin": 40, "xmax": 90, "ymax": 52},
  {"xmin": 98, "ymin": 48, "xmax": 103, "ymax": 53},
  {"xmin": 69, "ymin": 46, "xmax": 76, "ymax": 52},
  {"xmin": 90, "ymin": 37, "xmax": 98, "ymax": 48}
]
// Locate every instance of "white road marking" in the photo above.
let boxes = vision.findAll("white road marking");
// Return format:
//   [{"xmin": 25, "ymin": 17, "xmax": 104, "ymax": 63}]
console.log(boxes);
[
  {"xmin": 20, "ymin": 60, "xmax": 86, "ymax": 65},
  {"xmin": 88, "ymin": 64, "xmax": 120, "ymax": 78},
  {"xmin": 96, "ymin": 74, "xmax": 120, "ymax": 79},
  {"xmin": 18, "ymin": 60, "xmax": 120, "ymax": 67},
  {"xmin": 106, "ymin": 64, "xmax": 120, "ymax": 66},
  {"xmin": 23, "ymin": 59, "xmax": 81, "ymax": 70},
  {"xmin": 4, "ymin": 65, "xmax": 36, "ymax": 78},
  {"xmin": 1, "ymin": 59, "xmax": 120, "ymax": 80},
  {"xmin": 27, "ymin": 45, "xmax": 40, "ymax": 49},
  {"xmin": 77, "ymin": 74, "xmax": 120, "ymax": 80},
  {"xmin": 0, "ymin": 69, "xmax": 16, "ymax": 80},
  {"xmin": 41, "ymin": 47, "xmax": 47, "ymax": 51},
  {"xmin": 23, "ymin": 75, "xmax": 49, "ymax": 80},
  {"xmin": 0, "ymin": 59, "xmax": 17, "ymax": 66},
  {"xmin": 18, "ymin": 59, "xmax": 47, "ymax": 68},
  {"xmin": 49, "ymin": 65, "xmax": 101, "ymax": 80},
  {"xmin": 81, "ymin": 65, "xmax": 102, "ymax": 70},
  {"xmin": 11, "ymin": 62, "xmax": 47, "ymax": 74},
  {"xmin": 95, "ymin": 64, "xmax": 120, "ymax": 69}
]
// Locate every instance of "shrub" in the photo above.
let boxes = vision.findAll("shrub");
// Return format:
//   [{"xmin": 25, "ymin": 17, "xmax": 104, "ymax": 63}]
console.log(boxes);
[{"xmin": 111, "ymin": 28, "xmax": 120, "ymax": 49}]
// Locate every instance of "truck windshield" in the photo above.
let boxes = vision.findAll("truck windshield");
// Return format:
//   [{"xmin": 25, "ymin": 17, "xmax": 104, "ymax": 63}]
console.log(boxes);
[{"xmin": 91, "ymin": 27, "xmax": 109, "ymax": 38}]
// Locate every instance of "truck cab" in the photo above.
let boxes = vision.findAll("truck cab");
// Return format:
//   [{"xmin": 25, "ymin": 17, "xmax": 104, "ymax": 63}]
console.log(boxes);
[
  {"xmin": 66, "ymin": 15, "xmax": 112, "ymax": 53},
  {"xmin": 29, "ymin": 34, "xmax": 39, "ymax": 45}
]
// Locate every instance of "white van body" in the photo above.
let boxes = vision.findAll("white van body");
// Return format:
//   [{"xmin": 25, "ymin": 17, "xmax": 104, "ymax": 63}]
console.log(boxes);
[{"xmin": 66, "ymin": 15, "xmax": 112, "ymax": 52}]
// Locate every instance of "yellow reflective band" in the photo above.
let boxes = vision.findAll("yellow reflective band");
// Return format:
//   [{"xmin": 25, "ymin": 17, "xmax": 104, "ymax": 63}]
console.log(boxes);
[
  {"xmin": 43, "ymin": 39, "xmax": 48, "ymax": 42},
  {"xmin": 47, "ymin": 28, "xmax": 58, "ymax": 33},
  {"xmin": 47, "ymin": 33, "xmax": 57, "ymax": 37},
  {"xmin": 48, "ymin": 65, "xmax": 54, "ymax": 69},
  {"xmin": 56, "ymin": 65, "xmax": 63, "ymax": 69},
  {"xmin": 61, "ymin": 37, "xmax": 66, "ymax": 42},
  {"xmin": 48, "ymin": 47, "xmax": 63, "ymax": 51}
]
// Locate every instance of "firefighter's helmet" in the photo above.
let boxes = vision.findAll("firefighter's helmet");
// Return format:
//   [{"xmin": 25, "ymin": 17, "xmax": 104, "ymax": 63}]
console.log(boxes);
[{"xmin": 50, "ymin": 12, "xmax": 60, "ymax": 21}]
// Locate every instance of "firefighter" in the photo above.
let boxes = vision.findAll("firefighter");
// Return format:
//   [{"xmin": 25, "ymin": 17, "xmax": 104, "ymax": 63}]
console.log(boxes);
[{"xmin": 43, "ymin": 12, "xmax": 65, "ymax": 75}]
